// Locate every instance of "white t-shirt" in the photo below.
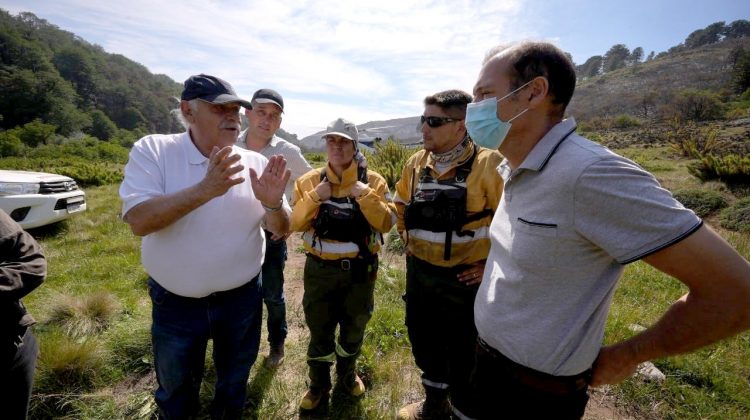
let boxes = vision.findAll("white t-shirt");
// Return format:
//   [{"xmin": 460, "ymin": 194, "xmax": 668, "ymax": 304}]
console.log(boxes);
[{"xmin": 120, "ymin": 131, "xmax": 273, "ymax": 298}]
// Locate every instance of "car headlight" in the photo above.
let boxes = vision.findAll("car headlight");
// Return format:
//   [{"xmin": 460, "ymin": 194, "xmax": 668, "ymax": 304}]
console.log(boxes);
[{"xmin": 0, "ymin": 182, "xmax": 40, "ymax": 196}]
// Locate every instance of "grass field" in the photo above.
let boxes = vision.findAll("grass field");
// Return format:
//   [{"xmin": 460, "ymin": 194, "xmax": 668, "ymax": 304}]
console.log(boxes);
[{"xmin": 18, "ymin": 146, "xmax": 750, "ymax": 419}]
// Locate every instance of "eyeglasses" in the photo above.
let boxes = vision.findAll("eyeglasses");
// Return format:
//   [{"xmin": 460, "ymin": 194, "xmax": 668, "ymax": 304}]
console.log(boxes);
[{"xmin": 418, "ymin": 115, "xmax": 462, "ymax": 129}]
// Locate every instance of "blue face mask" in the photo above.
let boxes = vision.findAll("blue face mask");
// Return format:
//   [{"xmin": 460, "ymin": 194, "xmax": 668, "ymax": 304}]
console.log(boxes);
[{"xmin": 465, "ymin": 80, "xmax": 532, "ymax": 150}]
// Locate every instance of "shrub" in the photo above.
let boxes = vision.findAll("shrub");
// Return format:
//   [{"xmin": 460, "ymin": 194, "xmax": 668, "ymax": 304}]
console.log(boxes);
[
  {"xmin": 366, "ymin": 138, "xmax": 417, "ymax": 189},
  {"xmin": 303, "ymin": 152, "xmax": 326, "ymax": 166},
  {"xmin": 0, "ymin": 156, "xmax": 124, "ymax": 187},
  {"xmin": 720, "ymin": 197, "xmax": 750, "ymax": 233},
  {"xmin": 688, "ymin": 153, "xmax": 750, "ymax": 186},
  {"xmin": 674, "ymin": 89, "xmax": 724, "ymax": 121},
  {"xmin": 16, "ymin": 119, "xmax": 57, "ymax": 147},
  {"xmin": 673, "ymin": 189, "xmax": 728, "ymax": 217},
  {"xmin": 613, "ymin": 114, "xmax": 641, "ymax": 128},
  {"xmin": 668, "ymin": 122, "xmax": 720, "ymax": 159},
  {"xmin": 0, "ymin": 130, "xmax": 25, "ymax": 157}
]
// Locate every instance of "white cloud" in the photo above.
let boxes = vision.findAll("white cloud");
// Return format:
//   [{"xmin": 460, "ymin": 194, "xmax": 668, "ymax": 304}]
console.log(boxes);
[{"xmin": 3, "ymin": 0, "xmax": 533, "ymax": 136}]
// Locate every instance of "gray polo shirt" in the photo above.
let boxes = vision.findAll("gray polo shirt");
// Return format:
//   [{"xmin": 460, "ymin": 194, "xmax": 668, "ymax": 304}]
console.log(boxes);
[
  {"xmin": 474, "ymin": 118, "xmax": 702, "ymax": 376},
  {"xmin": 237, "ymin": 131, "xmax": 312, "ymax": 201}
]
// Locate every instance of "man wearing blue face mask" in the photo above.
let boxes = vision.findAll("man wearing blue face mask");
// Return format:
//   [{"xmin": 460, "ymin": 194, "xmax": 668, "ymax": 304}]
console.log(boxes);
[{"xmin": 468, "ymin": 41, "xmax": 750, "ymax": 419}]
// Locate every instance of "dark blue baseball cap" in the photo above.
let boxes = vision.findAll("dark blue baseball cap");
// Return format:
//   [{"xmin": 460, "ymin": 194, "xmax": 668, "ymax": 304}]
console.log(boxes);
[{"xmin": 181, "ymin": 74, "xmax": 252, "ymax": 109}]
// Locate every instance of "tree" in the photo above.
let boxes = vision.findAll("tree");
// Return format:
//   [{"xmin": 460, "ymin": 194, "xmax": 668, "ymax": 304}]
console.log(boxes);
[
  {"xmin": 628, "ymin": 47, "xmax": 644, "ymax": 66},
  {"xmin": 87, "ymin": 109, "xmax": 117, "ymax": 140},
  {"xmin": 53, "ymin": 46, "xmax": 98, "ymax": 107},
  {"xmin": 730, "ymin": 47, "xmax": 750, "ymax": 93},
  {"xmin": 725, "ymin": 19, "xmax": 750, "ymax": 39},
  {"xmin": 603, "ymin": 44, "xmax": 630, "ymax": 72},
  {"xmin": 639, "ymin": 91, "xmax": 658, "ymax": 118},
  {"xmin": 685, "ymin": 21, "xmax": 726, "ymax": 48},
  {"xmin": 646, "ymin": 51, "xmax": 655, "ymax": 61},
  {"xmin": 577, "ymin": 55, "xmax": 603, "ymax": 79},
  {"xmin": 15, "ymin": 119, "xmax": 56, "ymax": 147}
]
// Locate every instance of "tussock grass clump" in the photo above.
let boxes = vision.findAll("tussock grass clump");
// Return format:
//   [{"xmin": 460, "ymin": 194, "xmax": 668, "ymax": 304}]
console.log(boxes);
[
  {"xmin": 46, "ymin": 291, "xmax": 121, "ymax": 337},
  {"xmin": 36, "ymin": 333, "xmax": 107, "ymax": 392},
  {"xmin": 673, "ymin": 189, "xmax": 728, "ymax": 217},
  {"xmin": 720, "ymin": 197, "xmax": 750, "ymax": 233}
]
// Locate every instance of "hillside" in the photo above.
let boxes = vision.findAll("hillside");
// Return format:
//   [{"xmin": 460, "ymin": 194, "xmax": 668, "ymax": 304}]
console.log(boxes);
[
  {"xmin": 0, "ymin": 10, "xmax": 183, "ymax": 138},
  {"xmin": 569, "ymin": 38, "xmax": 750, "ymax": 120},
  {"xmin": 299, "ymin": 116, "xmax": 422, "ymax": 152},
  {"xmin": 300, "ymin": 36, "xmax": 749, "ymax": 152}
]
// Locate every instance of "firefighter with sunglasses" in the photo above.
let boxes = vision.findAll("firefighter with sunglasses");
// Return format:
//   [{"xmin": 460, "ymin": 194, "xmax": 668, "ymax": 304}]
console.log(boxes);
[
  {"xmin": 394, "ymin": 90, "xmax": 503, "ymax": 420},
  {"xmin": 290, "ymin": 118, "xmax": 396, "ymax": 412}
]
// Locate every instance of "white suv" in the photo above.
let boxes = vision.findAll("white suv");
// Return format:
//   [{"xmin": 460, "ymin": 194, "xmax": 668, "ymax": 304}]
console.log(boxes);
[{"xmin": 0, "ymin": 170, "xmax": 87, "ymax": 229}]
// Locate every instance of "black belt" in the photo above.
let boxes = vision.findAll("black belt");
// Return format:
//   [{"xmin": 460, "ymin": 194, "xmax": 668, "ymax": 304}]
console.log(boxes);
[
  {"xmin": 306, "ymin": 253, "xmax": 375, "ymax": 271},
  {"xmin": 477, "ymin": 337, "xmax": 591, "ymax": 395}
]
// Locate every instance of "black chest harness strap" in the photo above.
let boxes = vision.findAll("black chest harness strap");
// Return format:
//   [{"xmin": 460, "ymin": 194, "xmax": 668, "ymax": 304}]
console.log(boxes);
[{"xmin": 404, "ymin": 144, "xmax": 492, "ymax": 260}]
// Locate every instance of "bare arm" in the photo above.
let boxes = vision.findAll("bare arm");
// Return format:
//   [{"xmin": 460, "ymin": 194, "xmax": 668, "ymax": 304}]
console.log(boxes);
[
  {"xmin": 591, "ymin": 224, "xmax": 750, "ymax": 386},
  {"xmin": 124, "ymin": 146, "xmax": 245, "ymax": 236}
]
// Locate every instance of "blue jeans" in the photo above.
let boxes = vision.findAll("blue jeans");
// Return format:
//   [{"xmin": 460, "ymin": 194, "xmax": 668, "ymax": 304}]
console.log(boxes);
[
  {"xmin": 148, "ymin": 276, "xmax": 262, "ymax": 420},
  {"xmin": 262, "ymin": 234, "xmax": 287, "ymax": 346}
]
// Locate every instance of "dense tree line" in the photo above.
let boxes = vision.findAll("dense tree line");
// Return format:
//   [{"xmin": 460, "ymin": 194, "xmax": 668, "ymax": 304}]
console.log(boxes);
[
  {"xmin": 575, "ymin": 19, "xmax": 750, "ymax": 80},
  {"xmin": 0, "ymin": 9, "xmax": 183, "ymax": 141}
]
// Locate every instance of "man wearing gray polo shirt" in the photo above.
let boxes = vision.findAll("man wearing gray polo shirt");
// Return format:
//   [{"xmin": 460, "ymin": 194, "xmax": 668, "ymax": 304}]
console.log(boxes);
[
  {"xmin": 467, "ymin": 41, "xmax": 750, "ymax": 419},
  {"xmin": 237, "ymin": 89, "xmax": 312, "ymax": 368}
]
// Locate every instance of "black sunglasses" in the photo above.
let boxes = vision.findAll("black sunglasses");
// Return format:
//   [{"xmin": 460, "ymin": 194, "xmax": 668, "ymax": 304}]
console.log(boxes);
[{"xmin": 418, "ymin": 115, "xmax": 463, "ymax": 129}]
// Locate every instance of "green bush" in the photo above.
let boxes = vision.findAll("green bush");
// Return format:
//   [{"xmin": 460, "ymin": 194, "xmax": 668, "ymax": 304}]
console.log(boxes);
[
  {"xmin": 688, "ymin": 153, "xmax": 750, "ymax": 186},
  {"xmin": 303, "ymin": 152, "xmax": 326, "ymax": 166},
  {"xmin": 673, "ymin": 189, "xmax": 728, "ymax": 217},
  {"xmin": 0, "ymin": 156, "xmax": 124, "ymax": 186},
  {"xmin": 366, "ymin": 138, "xmax": 417, "ymax": 189},
  {"xmin": 720, "ymin": 197, "xmax": 750, "ymax": 233},
  {"xmin": 0, "ymin": 130, "xmax": 25, "ymax": 157},
  {"xmin": 613, "ymin": 114, "xmax": 641, "ymax": 128},
  {"xmin": 674, "ymin": 89, "xmax": 724, "ymax": 121}
]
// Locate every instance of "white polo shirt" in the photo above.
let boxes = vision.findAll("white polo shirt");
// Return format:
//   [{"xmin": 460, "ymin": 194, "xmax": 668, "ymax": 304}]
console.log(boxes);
[
  {"xmin": 474, "ymin": 118, "xmax": 702, "ymax": 376},
  {"xmin": 120, "ymin": 131, "xmax": 274, "ymax": 298}
]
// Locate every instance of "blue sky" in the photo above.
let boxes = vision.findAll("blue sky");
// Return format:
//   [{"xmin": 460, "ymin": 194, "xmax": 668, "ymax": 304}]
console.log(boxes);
[{"xmin": 2, "ymin": 0, "xmax": 749, "ymax": 137}]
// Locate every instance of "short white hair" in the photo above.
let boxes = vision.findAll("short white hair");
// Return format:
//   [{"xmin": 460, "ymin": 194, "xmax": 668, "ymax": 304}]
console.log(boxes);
[{"xmin": 173, "ymin": 99, "xmax": 200, "ymax": 130}]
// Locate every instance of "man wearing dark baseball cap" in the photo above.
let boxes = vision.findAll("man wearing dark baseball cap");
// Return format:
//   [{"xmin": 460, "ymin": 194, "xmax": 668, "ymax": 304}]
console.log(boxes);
[
  {"xmin": 237, "ymin": 88, "xmax": 311, "ymax": 369},
  {"xmin": 181, "ymin": 74, "xmax": 253, "ymax": 109},
  {"xmin": 120, "ymin": 74, "xmax": 291, "ymax": 418}
]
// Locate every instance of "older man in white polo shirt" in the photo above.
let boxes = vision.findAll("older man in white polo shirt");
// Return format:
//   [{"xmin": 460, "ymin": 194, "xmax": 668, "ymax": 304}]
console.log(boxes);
[{"xmin": 120, "ymin": 74, "xmax": 291, "ymax": 419}]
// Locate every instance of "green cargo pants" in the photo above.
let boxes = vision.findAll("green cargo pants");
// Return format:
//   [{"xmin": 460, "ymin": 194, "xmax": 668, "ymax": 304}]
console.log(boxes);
[{"xmin": 303, "ymin": 254, "xmax": 377, "ymax": 392}]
